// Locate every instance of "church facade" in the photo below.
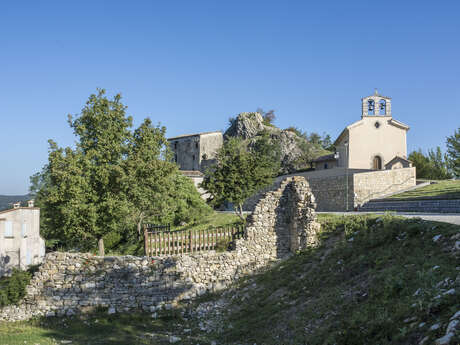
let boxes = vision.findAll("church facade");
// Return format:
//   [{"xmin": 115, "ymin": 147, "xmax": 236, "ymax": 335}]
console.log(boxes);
[{"xmin": 315, "ymin": 90, "xmax": 412, "ymax": 171}]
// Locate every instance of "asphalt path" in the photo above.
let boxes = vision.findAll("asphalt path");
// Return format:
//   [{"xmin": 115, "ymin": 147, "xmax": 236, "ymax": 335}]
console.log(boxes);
[{"xmin": 318, "ymin": 212, "xmax": 460, "ymax": 226}]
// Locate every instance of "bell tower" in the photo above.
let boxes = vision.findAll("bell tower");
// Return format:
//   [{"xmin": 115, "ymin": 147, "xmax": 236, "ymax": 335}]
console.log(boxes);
[{"xmin": 361, "ymin": 89, "xmax": 392, "ymax": 117}]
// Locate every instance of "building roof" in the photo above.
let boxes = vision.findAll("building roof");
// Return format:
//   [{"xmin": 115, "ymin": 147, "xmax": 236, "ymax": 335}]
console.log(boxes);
[
  {"xmin": 362, "ymin": 89, "xmax": 392, "ymax": 100},
  {"xmin": 167, "ymin": 131, "xmax": 222, "ymax": 141},
  {"xmin": 333, "ymin": 117, "xmax": 410, "ymax": 146},
  {"xmin": 313, "ymin": 153, "xmax": 337, "ymax": 162},
  {"xmin": 0, "ymin": 207, "xmax": 39, "ymax": 216},
  {"xmin": 384, "ymin": 155, "xmax": 412, "ymax": 168}
]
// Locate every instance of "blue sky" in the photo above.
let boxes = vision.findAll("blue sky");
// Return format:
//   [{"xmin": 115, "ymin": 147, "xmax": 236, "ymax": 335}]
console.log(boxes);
[{"xmin": 1, "ymin": 1, "xmax": 459, "ymax": 194}]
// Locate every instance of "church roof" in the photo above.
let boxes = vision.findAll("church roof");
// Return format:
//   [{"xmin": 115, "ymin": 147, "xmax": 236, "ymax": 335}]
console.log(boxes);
[
  {"xmin": 333, "ymin": 117, "xmax": 410, "ymax": 146},
  {"xmin": 362, "ymin": 89, "xmax": 392, "ymax": 100}
]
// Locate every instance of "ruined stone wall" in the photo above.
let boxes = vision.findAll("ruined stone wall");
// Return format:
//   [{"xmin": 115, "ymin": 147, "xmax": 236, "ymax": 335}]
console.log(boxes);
[{"xmin": 0, "ymin": 177, "xmax": 320, "ymax": 321}]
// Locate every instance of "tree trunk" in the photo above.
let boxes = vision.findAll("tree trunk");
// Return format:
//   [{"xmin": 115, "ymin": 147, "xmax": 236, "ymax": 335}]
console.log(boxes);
[
  {"xmin": 98, "ymin": 238, "xmax": 105, "ymax": 256},
  {"xmin": 236, "ymin": 203, "xmax": 245, "ymax": 221}
]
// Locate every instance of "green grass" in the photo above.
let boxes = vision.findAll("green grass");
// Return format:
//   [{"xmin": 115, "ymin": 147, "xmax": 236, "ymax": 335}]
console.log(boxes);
[
  {"xmin": 209, "ymin": 214, "xmax": 460, "ymax": 344},
  {"xmin": 2, "ymin": 214, "xmax": 459, "ymax": 344},
  {"xmin": 0, "ymin": 308, "xmax": 211, "ymax": 345},
  {"xmin": 108, "ymin": 211, "xmax": 243, "ymax": 255},
  {"xmin": 388, "ymin": 179, "xmax": 460, "ymax": 200}
]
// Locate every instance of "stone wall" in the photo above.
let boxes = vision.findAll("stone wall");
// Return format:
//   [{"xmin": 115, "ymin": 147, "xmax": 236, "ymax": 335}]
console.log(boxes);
[
  {"xmin": 244, "ymin": 167, "xmax": 416, "ymax": 212},
  {"xmin": 353, "ymin": 167, "xmax": 416, "ymax": 206},
  {"xmin": 0, "ymin": 176, "xmax": 320, "ymax": 321}
]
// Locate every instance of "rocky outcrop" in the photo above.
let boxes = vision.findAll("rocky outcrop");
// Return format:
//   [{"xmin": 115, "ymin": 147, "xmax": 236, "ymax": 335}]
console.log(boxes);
[{"xmin": 225, "ymin": 112, "xmax": 327, "ymax": 174}]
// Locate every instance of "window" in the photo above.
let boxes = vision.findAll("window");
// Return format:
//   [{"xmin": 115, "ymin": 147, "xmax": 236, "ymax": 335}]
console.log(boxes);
[
  {"xmin": 375, "ymin": 121, "xmax": 380, "ymax": 129},
  {"xmin": 195, "ymin": 142, "xmax": 199, "ymax": 149},
  {"xmin": 21, "ymin": 223, "xmax": 27, "ymax": 238},
  {"xmin": 4, "ymin": 221, "xmax": 13, "ymax": 238},
  {"xmin": 324, "ymin": 163, "xmax": 328, "ymax": 169},
  {"xmin": 174, "ymin": 141, "xmax": 178, "ymax": 149},
  {"xmin": 174, "ymin": 153, "xmax": 178, "ymax": 163},
  {"xmin": 192, "ymin": 154, "xmax": 196, "ymax": 161}
]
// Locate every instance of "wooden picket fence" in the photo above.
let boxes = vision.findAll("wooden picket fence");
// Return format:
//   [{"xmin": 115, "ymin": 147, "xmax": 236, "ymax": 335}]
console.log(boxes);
[{"xmin": 143, "ymin": 225, "xmax": 245, "ymax": 256}]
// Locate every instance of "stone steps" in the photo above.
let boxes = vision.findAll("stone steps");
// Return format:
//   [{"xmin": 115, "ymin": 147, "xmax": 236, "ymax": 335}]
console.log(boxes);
[{"xmin": 358, "ymin": 199, "xmax": 460, "ymax": 213}]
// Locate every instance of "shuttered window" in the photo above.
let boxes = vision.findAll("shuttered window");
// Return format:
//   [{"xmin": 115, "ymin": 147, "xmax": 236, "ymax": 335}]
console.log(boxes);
[
  {"xmin": 4, "ymin": 221, "xmax": 13, "ymax": 237},
  {"xmin": 21, "ymin": 223, "xmax": 27, "ymax": 237}
]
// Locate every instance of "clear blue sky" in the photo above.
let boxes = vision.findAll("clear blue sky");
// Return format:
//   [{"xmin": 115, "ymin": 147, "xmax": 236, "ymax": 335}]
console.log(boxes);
[{"xmin": 1, "ymin": 1, "xmax": 459, "ymax": 194}]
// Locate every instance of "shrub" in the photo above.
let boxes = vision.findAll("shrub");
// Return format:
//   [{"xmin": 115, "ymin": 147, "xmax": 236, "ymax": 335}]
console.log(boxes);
[{"xmin": 0, "ymin": 267, "xmax": 36, "ymax": 307}]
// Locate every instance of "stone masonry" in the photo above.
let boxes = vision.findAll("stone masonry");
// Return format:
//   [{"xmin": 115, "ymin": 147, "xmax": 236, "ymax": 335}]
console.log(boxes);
[{"xmin": 0, "ymin": 176, "xmax": 320, "ymax": 321}]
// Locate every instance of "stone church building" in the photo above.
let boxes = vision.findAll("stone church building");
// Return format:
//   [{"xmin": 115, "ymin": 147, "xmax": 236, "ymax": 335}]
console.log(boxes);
[{"xmin": 315, "ymin": 90, "xmax": 412, "ymax": 171}]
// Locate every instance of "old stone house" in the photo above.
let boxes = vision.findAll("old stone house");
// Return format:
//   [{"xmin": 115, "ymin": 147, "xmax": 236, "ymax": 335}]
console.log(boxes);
[
  {"xmin": 167, "ymin": 131, "xmax": 223, "ymax": 173},
  {"xmin": 0, "ymin": 201, "xmax": 45, "ymax": 276},
  {"xmin": 315, "ymin": 90, "xmax": 412, "ymax": 171}
]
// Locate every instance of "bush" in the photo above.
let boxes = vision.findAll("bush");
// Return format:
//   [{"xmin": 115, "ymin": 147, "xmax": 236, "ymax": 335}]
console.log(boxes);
[{"xmin": 0, "ymin": 267, "xmax": 36, "ymax": 307}]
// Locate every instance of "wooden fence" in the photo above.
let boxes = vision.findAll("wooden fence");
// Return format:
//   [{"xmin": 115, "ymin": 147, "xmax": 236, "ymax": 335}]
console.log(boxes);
[{"xmin": 143, "ymin": 225, "xmax": 245, "ymax": 256}]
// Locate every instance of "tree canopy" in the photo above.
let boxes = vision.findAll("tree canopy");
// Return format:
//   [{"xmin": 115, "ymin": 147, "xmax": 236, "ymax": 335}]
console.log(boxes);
[
  {"xmin": 31, "ymin": 90, "xmax": 210, "ymax": 252},
  {"xmin": 446, "ymin": 127, "xmax": 460, "ymax": 178},
  {"xmin": 200, "ymin": 135, "xmax": 280, "ymax": 219},
  {"xmin": 408, "ymin": 147, "xmax": 452, "ymax": 180}
]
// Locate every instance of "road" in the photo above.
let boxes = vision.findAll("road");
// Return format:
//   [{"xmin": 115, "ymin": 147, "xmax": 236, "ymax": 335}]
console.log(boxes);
[{"xmin": 318, "ymin": 212, "xmax": 460, "ymax": 226}]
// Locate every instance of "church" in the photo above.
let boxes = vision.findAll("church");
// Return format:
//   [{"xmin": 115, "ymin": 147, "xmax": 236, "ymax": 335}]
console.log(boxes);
[{"xmin": 314, "ymin": 90, "xmax": 412, "ymax": 171}]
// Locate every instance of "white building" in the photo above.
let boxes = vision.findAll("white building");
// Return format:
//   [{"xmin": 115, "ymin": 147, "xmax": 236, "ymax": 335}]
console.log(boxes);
[{"xmin": 0, "ymin": 201, "xmax": 45, "ymax": 276}]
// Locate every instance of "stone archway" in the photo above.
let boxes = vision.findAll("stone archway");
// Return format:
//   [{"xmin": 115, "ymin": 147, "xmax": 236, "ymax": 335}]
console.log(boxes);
[{"xmin": 242, "ymin": 176, "xmax": 321, "ymax": 258}]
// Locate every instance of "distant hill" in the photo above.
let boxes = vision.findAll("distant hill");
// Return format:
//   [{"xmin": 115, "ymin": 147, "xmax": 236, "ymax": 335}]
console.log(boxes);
[{"xmin": 0, "ymin": 194, "xmax": 30, "ymax": 211}]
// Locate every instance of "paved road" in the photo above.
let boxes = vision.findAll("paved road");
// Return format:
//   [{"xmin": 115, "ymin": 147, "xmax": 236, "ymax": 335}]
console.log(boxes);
[{"xmin": 318, "ymin": 212, "xmax": 460, "ymax": 226}]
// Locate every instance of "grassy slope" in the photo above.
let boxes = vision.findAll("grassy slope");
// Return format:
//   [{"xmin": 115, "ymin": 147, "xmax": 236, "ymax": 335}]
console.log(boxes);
[
  {"xmin": 1, "ymin": 214, "xmax": 458, "ymax": 345},
  {"xmin": 388, "ymin": 180, "xmax": 460, "ymax": 200}
]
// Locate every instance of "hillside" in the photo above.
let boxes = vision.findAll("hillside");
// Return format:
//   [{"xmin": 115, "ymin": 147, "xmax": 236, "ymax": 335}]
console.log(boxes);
[
  {"xmin": 225, "ymin": 112, "xmax": 331, "ymax": 174},
  {"xmin": 1, "ymin": 214, "xmax": 459, "ymax": 345},
  {"xmin": 0, "ymin": 194, "xmax": 30, "ymax": 211}
]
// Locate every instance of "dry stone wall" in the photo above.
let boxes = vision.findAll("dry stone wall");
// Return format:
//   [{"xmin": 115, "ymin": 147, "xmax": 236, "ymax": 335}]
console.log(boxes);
[{"xmin": 0, "ymin": 176, "xmax": 320, "ymax": 321}]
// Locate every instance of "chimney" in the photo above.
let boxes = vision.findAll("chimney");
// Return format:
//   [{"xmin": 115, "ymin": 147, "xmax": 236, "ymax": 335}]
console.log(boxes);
[
  {"xmin": 13, "ymin": 202, "xmax": 21, "ymax": 209},
  {"xmin": 28, "ymin": 200, "xmax": 35, "ymax": 208}
]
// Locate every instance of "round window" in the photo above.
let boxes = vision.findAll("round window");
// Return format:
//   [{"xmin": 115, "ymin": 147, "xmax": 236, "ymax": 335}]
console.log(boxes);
[{"xmin": 374, "ymin": 121, "xmax": 380, "ymax": 129}]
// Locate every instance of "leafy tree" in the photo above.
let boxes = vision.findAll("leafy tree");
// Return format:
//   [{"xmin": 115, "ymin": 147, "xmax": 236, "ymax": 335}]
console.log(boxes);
[
  {"xmin": 256, "ymin": 108, "xmax": 276, "ymax": 126},
  {"xmin": 32, "ymin": 89, "xmax": 210, "ymax": 252},
  {"xmin": 201, "ymin": 135, "xmax": 280, "ymax": 220},
  {"xmin": 446, "ymin": 127, "xmax": 460, "ymax": 177},
  {"xmin": 408, "ymin": 147, "xmax": 452, "ymax": 180}
]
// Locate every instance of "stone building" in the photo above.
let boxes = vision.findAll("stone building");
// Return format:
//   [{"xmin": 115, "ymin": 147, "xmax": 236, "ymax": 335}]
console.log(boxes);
[
  {"xmin": 0, "ymin": 201, "xmax": 45, "ymax": 276},
  {"xmin": 168, "ymin": 131, "xmax": 223, "ymax": 173},
  {"xmin": 315, "ymin": 90, "xmax": 412, "ymax": 171}
]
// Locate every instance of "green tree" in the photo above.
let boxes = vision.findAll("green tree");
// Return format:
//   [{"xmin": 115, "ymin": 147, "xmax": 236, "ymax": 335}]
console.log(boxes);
[
  {"xmin": 256, "ymin": 108, "xmax": 276, "ymax": 126},
  {"xmin": 201, "ymin": 135, "xmax": 280, "ymax": 220},
  {"xmin": 32, "ymin": 89, "xmax": 210, "ymax": 252},
  {"xmin": 408, "ymin": 147, "xmax": 452, "ymax": 180},
  {"xmin": 446, "ymin": 127, "xmax": 460, "ymax": 177}
]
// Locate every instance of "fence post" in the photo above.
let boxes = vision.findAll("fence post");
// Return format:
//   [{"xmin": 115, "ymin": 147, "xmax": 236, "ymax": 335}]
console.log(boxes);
[{"xmin": 144, "ymin": 225, "xmax": 149, "ymax": 257}]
